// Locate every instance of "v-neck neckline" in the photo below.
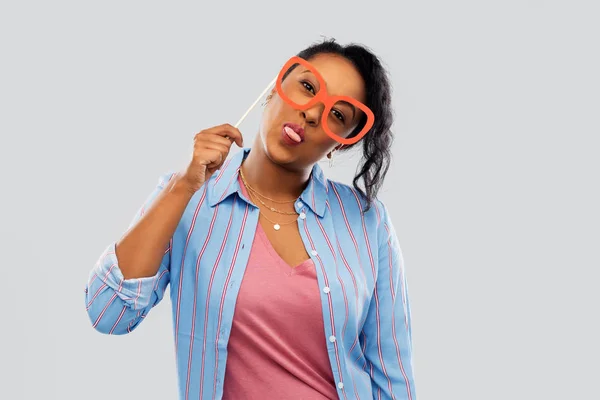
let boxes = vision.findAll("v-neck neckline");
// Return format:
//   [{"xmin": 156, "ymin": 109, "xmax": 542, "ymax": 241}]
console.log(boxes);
[{"xmin": 255, "ymin": 223, "xmax": 313, "ymax": 275}]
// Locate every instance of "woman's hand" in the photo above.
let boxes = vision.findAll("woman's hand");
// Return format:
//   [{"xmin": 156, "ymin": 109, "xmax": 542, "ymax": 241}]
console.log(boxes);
[{"xmin": 180, "ymin": 124, "xmax": 244, "ymax": 193}]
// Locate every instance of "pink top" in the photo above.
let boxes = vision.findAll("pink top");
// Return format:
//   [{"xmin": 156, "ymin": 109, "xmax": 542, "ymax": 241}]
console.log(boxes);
[{"xmin": 222, "ymin": 175, "xmax": 337, "ymax": 399}]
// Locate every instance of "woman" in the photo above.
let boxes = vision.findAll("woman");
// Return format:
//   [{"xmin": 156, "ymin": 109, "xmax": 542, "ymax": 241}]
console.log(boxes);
[{"xmin": 85, "ymin": 39, "xmax": 416, "ymax": 400}]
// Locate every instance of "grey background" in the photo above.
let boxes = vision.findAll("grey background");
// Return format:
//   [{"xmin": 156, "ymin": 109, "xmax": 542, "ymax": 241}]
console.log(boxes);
[{"xmin": 1, "ymin": 1, "xmax": 598, "ymax": 399}]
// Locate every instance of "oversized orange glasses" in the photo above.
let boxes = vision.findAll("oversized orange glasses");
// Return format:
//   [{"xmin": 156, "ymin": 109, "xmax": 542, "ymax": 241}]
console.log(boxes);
[{"xmin": 235, "ymin": 56, "xmax": 375, "ymax": 145}]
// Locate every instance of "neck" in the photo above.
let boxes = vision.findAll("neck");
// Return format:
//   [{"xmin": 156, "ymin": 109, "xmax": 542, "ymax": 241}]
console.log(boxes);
[{"xmin": 240, "ymin": 143, "xmax": 311, "ymax": 202}]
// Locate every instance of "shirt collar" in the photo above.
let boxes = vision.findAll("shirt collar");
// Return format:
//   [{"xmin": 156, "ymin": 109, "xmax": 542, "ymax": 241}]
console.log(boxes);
[{"xmin": 207, "ymin": 147, "xmax": 328, "ymax": 218}]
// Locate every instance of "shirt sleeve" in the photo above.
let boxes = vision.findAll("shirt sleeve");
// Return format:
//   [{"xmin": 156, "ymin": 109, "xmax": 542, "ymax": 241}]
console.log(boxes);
[
  {"xmin": 84, "ymin": 172, "xmax": 176, "ymax": 335},
  {"xmin": 361, "ymin": 200, "xmax": 417, "ymax": 399}
]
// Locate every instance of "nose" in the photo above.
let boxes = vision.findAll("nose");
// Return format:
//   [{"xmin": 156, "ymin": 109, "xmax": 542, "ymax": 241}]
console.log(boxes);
[{"xmin": 300, "ymin": 103, "xmax": 324, "ymax": 127}]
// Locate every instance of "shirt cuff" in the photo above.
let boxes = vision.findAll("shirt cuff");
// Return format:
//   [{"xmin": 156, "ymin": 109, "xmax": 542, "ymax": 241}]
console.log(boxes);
[{"xmin": 91, "ymin": 242, "xmax": 159, "ymax": 310}]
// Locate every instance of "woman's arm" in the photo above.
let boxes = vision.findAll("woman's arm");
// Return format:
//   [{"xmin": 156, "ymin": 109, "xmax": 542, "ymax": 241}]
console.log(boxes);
[
  {"xmin": 116, "ymin": 172, "xmax": 194, "ymax": 280},
  {"xmin": 362, "ymin": 200, "xmax": 417, "ymax": 399},
  {"xmin": 84, "ymin": 173, "xmax": 190, "ymax": 334},
  {"xmin": 84, "ymin": 243, "xmax": 171, "ymax": 335},
  {"xmin": 84, "ymin": 123, "xmax": 243, "ymax": 334}
]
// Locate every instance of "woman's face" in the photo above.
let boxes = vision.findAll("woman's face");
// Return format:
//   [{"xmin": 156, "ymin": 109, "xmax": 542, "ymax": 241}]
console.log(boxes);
[{"xmin": 258, "ymin": 52, "xmax": 366, "ymax": 171}]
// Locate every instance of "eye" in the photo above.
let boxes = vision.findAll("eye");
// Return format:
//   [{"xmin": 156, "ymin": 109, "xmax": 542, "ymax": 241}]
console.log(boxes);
[
  {"xmin": 331, "ymin": 109, "xmax": 345, "ymax": 123},
  {"xmin": 301, "ymin": 81, "xmax": 316, "ymax": 94}
]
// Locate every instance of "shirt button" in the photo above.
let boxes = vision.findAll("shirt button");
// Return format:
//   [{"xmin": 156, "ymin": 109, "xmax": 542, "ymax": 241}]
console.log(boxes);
[
  {"xmin": 338, "ymin": 382, "xmax": 344, "ymax": 389},
  {"xmin": 323, "ymin": 287, "xmax": 330, "ymax": 294},
  {"xmin": 311, "ymin": 250, "xmax": 318, "ymax": 256},
  {"xmin": 299, "ymin": 212, "xmax": 306, "ymax": 219},
  {"xmin": 329, "ymin": 335, "xmax": 336, "ymax": 343},
  {"xmin": 296, "ymin": 201, "xmax": 303, "ymax": 208}
]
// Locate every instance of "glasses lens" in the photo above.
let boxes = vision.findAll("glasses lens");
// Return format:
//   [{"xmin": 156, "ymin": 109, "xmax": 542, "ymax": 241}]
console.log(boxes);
[
  {"xmin": 279, "ymin": 59, "xmax": 372, "ymax": 142},
  {"xmin": 280, "ymin": 62, "xmax": 320, "ymax": 106}
]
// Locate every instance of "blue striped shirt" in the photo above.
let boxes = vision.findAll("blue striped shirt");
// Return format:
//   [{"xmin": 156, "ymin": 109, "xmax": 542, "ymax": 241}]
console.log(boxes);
[{"xmin": 85, "ymin": 147, "xmax": 416, "ymax": 399}]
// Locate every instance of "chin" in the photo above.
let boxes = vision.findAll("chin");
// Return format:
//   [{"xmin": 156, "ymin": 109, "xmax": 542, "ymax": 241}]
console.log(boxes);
[{"xmin": 260, "ymin": 127, "xmax": 298, "ymax": 166}]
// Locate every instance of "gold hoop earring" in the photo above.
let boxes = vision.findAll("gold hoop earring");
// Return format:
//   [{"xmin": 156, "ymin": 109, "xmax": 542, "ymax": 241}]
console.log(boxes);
[
  {"xmin": 262, "ymin": 93, "xmax": 273, "ymax": 107},
  {"xmin": 327, "ymin": 144, "xmax": 344, "ymax": 167}
]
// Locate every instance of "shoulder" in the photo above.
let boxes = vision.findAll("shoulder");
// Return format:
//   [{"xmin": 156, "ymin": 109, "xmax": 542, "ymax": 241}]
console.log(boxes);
[{"xmin": 325, "ymin": 179, "xmax": 387, "ymax": 230}]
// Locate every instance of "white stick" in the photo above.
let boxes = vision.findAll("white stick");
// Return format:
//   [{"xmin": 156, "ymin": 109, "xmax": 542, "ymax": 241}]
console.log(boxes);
[{"xmin": 234, "ymin": 75, "xmax": 278, "ymax": 128}]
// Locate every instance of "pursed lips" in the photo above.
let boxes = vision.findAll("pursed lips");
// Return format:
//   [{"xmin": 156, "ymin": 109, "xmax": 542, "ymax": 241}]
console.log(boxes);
[{"xmin": 283, "ymin": 123, "xmax": 305, "ymax": 143}]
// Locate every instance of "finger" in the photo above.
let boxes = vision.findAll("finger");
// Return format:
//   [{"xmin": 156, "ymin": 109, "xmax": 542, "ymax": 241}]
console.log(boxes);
[
  {"xmin": 195, "ymin": 124, "xmax": 242, "ymax": 147},
  {"xmin": 198, "ymin": 141, "xmax": 230, "ymax": 157},
  {"xmin": 203, "ymin": 124, "xmax": 244, "ymax": 147},
  {"xmin": 201, "ymin": 133, "xmax": 235, "ymax": 149},
  {"xmin": 196, "ymin": 148, "xmax": 223, "ymax": 167}
]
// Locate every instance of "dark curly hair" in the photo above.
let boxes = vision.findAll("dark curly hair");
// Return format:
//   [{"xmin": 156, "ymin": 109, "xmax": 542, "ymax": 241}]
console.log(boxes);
[{"xmin": 289, "ymin": 38, "xmax": 395, "ymax": 212}]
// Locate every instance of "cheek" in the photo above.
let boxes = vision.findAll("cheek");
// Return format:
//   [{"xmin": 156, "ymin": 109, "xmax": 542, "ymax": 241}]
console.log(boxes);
[
  {"xmin": 269, "ymin": 95, "xmax": 290, "ymax": 115},
  {"xmin": 261, "ymin": 97, "xmax": 286, "ymax": 129},
  {"xmin": 258, "ymin": 103, "xmax": 278, "ymax": 141}
]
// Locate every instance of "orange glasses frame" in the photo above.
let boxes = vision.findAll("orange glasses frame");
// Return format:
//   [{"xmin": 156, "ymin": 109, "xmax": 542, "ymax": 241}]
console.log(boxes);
[{"xmin": 275, "ymin": 56, "xmax": 375, "ymax": 145}]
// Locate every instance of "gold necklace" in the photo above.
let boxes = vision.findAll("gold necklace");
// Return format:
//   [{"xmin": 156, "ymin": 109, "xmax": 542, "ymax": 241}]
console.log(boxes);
[
  {"xmin": 239, "ymin": 168, "xmax": 298, "ymax": 215},
  {"xmin": 239, "ymin": 168, "xmax": 297, "ymax": 204},
  {"xmin": 246, "ymin": 187, "xmax": 297, "ymax": 231},
  {"xmin": 246, "ymin": 186, "xmax": 298, "ymax": 215}
]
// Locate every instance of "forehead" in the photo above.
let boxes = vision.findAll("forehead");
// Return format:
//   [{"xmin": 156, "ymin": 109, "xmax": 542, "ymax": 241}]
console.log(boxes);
[{"xmin": 306, "ymin": 53, "xmax": 366, "ymax": 103}]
